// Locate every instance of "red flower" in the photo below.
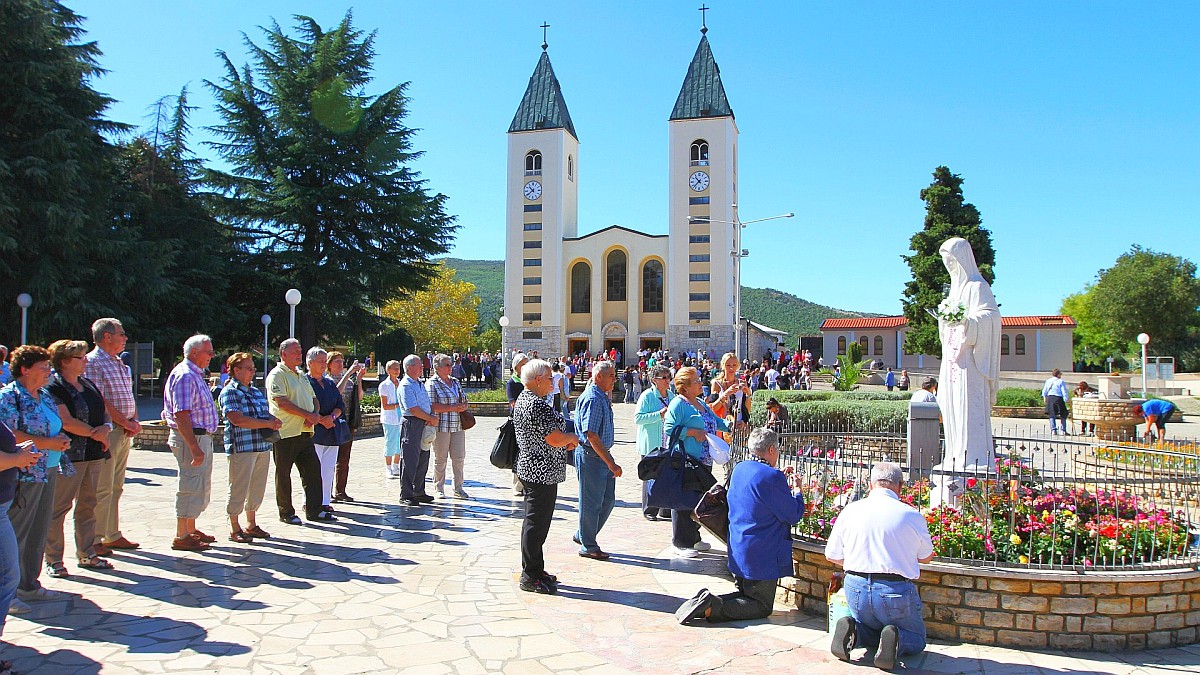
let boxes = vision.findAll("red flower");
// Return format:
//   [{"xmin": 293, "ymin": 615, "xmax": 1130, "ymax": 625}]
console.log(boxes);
[{"xmin": 966, "ymin": 477, "xmax": 978, "ymax": 489}]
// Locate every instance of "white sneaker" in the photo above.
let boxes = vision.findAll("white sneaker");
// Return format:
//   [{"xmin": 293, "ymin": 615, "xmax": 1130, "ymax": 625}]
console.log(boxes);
[
  {"xmin": 673, "ymin": 546, "xmax": 698, "ymax": 559},
  {"xmin": 386, "ymin": 466, "xmax": 399, "ymax": 479},
  {"xmin": 435, "ymin": 489, "xmax": 446, "ymax": 498},
  {"xmin": 693, "ymin": 541, "xmax": 712, "ymax": 552}
]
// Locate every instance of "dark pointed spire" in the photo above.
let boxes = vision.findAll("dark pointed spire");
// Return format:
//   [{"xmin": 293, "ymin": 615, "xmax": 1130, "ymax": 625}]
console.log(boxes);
[
  {"xmin": 509, "ymin": 49, "xmax": 578, "ymax": 139},
  {"xmin": 670, "ymin": 34, "xmax": 733, "ymax": 120}
]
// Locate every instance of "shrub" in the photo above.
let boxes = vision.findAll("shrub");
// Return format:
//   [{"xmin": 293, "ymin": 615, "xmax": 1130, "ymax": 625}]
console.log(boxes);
[
  {"xmin": 994, "ymin": 387, "xmax": 1043, "ymax": 407},
  {"xmin": 752, "ymin": 390, "xmax": 911, "ymax": 404},
  {"xmin": 467, "ymin": 388, "xmax": 509, "ymax": 403},
  {"xmin": 750, "ymin": 399, "xmax": 909, "ymax": 431},
  {"xmin": 360, "ymin": 393, "xmax": 380, "ymax": 414}
]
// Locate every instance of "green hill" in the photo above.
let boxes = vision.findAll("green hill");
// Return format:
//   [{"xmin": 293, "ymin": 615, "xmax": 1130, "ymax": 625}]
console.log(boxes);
[{"xmin": 439, "ymin": 258, "xmax": 876, "ymax": 338}]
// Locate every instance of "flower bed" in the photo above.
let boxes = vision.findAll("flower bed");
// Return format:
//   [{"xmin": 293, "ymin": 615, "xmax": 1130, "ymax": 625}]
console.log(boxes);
[{"xmin": 794, "ymin": 457, "xmax": 1191, "ymax": 568}]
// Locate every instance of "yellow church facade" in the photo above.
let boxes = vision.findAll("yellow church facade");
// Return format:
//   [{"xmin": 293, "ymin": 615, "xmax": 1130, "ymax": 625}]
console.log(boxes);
[{"xmin": 503, "ymin": 31, "xmax": 741, "ymax": 359}]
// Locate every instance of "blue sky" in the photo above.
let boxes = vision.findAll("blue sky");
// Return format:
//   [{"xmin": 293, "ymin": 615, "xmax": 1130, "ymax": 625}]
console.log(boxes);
[{"xmin": 76, "ymin": 1, "xmax": 1198, "ymax": 317}]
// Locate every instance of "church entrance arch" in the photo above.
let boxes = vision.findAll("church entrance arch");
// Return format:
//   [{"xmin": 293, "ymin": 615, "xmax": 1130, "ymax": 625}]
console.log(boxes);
[{"xmin": 602, "ymin": 322, "xmax": 627, "ymax": 366}]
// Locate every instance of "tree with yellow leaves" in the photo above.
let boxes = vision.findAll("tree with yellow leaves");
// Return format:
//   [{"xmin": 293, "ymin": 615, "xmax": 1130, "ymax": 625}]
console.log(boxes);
[{"xmin": 381, "ymin": 263, "xmax": 480, "ymax": 353}]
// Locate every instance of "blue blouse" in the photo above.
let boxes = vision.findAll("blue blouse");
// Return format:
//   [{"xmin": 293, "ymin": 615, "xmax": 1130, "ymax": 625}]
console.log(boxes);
[
  {"xmin": 663, "ymin": 396, "xmax": 728, "ymax": 465},
  {"xmin": 0, "ymin": 381, "xmax": 65, "ymax": 468}
]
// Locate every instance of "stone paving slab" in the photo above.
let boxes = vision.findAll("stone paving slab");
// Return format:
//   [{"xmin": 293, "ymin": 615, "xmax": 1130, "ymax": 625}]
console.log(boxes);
[{"xmin": 3, "ymin": 401, "xmax": 1199, "ymax": 673}]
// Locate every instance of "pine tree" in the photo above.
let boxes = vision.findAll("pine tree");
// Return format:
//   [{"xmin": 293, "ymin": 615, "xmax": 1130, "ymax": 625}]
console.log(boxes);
[
  {"xmin": 900, "ymin": 166, "xmax": 996, "ymax": 357},
  {"xmin": 0, "ymin": 0, "xmax": 127, "ymax": 342},
  {"xmin": 203, "ymin": 14, "xmax": 457, "ymax": 349}
]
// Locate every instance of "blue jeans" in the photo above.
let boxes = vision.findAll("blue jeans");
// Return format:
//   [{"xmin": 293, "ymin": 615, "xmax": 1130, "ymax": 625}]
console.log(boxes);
[
  {"xmin": 574, "ymin": 447, "xmax": 615, "ymax": 552},
  {"xmin": 844, "ymin": 574, "xmax": 926, "ymax": 657},
  {"xmin": 0, "ymin": 499, "xmax": 18, "ymax": 636}
]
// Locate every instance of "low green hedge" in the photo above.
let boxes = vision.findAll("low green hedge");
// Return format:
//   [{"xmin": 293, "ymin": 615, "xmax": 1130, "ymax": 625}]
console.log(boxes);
[
  {"xmin": 360, "ymin": 393, "xmax": 380, "ymax": 414},
  {"xmin": 751, "ymin": 389, "xmax": 912, "ymax": 404},
  {"xmin": 994, "ymin": 387, "xmax": 1043, "ymax": 407},
  {"xmin": 749, "ymin": 399, "xmax": 909, "ymax": 431},
  {"xmin": 467, "ymin": 388, "xmax": 510, "ymax": 403}
]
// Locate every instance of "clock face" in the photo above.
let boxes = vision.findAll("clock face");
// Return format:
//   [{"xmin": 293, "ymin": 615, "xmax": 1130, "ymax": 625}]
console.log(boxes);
[
  {"xmin": 523, "ymin": 180, "xmax": 542, "ymax": 200},
  {"xmin": 689, "ymin": 171, "xmax": 710, "ymax": 192}
]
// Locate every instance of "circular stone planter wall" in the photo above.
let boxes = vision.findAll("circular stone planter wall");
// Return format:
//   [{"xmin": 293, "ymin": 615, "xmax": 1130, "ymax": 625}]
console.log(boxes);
[
  {"xmin": 791, "ymin": 540, "xmax": 1200, "ymax": 651},
  {"xmin": 991, "ymin": 406, "xmax": 1047, "ymax": 419},
  {"xmin": 1071, "ymin": 398, "xmax": 1144, "ymax": 441}
]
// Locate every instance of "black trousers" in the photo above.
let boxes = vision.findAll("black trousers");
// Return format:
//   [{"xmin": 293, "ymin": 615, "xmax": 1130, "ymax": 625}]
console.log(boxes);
[
  {"xmin": 521, "ymin": 480, "xmax": 557, "ymax": 579},
  {"xmin": 671, "ymin": 508, "xmax": 701, "ymax": 548},
  {"xmin": 334, "ymin": 431, "xmax": 354, "ymax": 496},
  {"xmin": 399, "ymin": 416, "xmax": 429, "ymax": 500},
  {"xmin": 273, "ymin": 433, "xmax": 323, "ymax": 519},
  {"xmin": 641, "ymin": 481, "xmax": 671, "ymax": 519},
  {"xmin": 708, "ymin": 577, "xmax": 778, "ymax": 622}
]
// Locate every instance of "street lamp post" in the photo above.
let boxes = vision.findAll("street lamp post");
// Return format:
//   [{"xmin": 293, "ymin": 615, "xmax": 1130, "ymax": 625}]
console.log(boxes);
[
  {"xmin": 261, "ymin": 314, "xmax": 272, "ymax": 376},
  {"xmin": 689, "ymin": 210, "xmax": 794, "ymax": 362},
  {"xmin": 498, "ymin": 314, "xmax": 510, "ymax": 378},
  {"xmin": 16, "ymin": 293, "xmax": 32, "ymax": 345},
  {"xmin": 1137, "ymin": 332, "xmax": 1150, "ymax": 397},
  {"xmin": 285, "ymin": 288, "xmax": 302, "ymax": 339}
]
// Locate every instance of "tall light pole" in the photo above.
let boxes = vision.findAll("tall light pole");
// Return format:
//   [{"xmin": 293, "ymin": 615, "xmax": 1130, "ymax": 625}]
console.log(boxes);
[
  {"xmin": 498, "ymin": 313, "xmax": 510, "ymax": 378},
  {"xmin": 16, "ymin": 293, "xmax": 32, "ymax": 345},
  {"xmin": 261, "ymin": 314, "xmax": 272, "ymax": 376},
  {"xmin": 285, "ymin": 288, "xmax": 302, "ymax": 339},
  {"xmin": 1137, "ymin": 332, "xmax": 1150, "ymax": 397},
  {"xmin": 690, "ymin": 210, "xmax": 794, "ymax": 362}
]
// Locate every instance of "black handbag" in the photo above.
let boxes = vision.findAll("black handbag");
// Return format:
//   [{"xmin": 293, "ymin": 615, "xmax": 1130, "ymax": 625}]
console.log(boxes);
[
  {"xmin": 693, "ymin": 482, "xmax": 730, "ymax": 545},
  {"xmin": 646, "ymin": 427, "xmax": 716, "ymax": 511},
  {"xmin": 637, "ymin": 426, "xmax": 684, "ymax": 480},
  {"xmin": 489, "ymin": 418, "xmax": 519, "ymax": 470}
]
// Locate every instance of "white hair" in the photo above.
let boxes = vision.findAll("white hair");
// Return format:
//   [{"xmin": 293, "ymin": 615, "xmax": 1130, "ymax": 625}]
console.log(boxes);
[
  {"xmin": 871, "ymin": 462, "xmax": 903, "ymax": 486},
  {"xmin": 520, "ymin": 359, "xmax": 551, "ymax": 387},
  {"xmin": 402, "ymin": 354, "xmax": 422, "ymax": 370},
  {"xmin": 183, "ymin": 334, "xmax": 211, "ymax": 357},
  {"xmin": 385, "ymin": 359, "xmax": 401, "ymax": 370},
  {"xmin": 434, "ymin": 353, "xmax": 453, "ymax": 368},
  {"xmin": 279, "ymin": 338, "xmax": 301, "ymax": 353},
  {"xmin": 746, "ymin": 427, "xmax": 778, "ymax": 457},
  {"xmin": 512, "ymin": 352, "xmax": 530, "ymax": 373},
  {"xmin": 305, "ymin": 346, "xmax": 328, "ymax": 363},
  {"xmin": 591, "ymin": 360, "xmax": 615, "ymax": 378},
  {"xmin": 91, "ymin": 318, "xmax": 122, "ymax": 343}
]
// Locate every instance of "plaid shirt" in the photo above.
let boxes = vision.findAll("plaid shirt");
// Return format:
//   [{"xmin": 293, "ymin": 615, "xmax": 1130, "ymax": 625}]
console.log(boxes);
[
  {"xmin": 425, "ymin": 376, "xmax": 465, "ymax": 432},
  {"xmin": 86, "ymin": 347, "xmax": 136, "ymax": 419},
  {"xmin": 162, "ymin": 359, "xmax": 219, "ymax": 432},
  {"xmin": 218, "ymin": 381, "xmax": 273, "ymax": 454}
]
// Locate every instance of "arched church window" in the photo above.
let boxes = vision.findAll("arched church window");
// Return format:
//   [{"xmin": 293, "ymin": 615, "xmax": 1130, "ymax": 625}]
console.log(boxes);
[
  {"xmin": 568, "ymin": 155, "xmax": 574, "ymax": 181},
  {"xmin": 837, "ymin": 337, "xmax": 847, "ymax": 355},
  {"xmin": 1001, "ymin": 334, "xmax": 1010, "ymax": 356},
  {"xmin": 690, "ymin": 140, "xmax": 709, "ymax": 166},
  {"xmin": 525, "ymin": 150, "xmax": 542, "ymax": 175},
  {"xmin": 858, "ymin": 336, "xmax": 869, "ymax": 353},
  {"xmin": 1015, "ymin": 334, "xmax": 1026, "ymax": 355},
  {"xmin": 642, "ymin": 260, "xmax": 664, "ymax": 313},
  {"xmin": 570, "ymin": 262, "xmax": 591, "ymax": 313},
  {"xmin": 873, "ymin": 336, "xmax": 884, "ymax": 355},
  {"xmin": 606, "ymin": 250, "xmax": 627, "ymax": 302}
]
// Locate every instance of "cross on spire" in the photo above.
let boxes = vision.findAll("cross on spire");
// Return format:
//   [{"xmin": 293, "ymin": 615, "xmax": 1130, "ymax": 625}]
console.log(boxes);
[
  {"xmin": 540, "ymin": 22, "xmax": 550, "ymax": 50},
  {"xmin": 699, "ymin": 4, "xmax": 709, "ymax": 34}
]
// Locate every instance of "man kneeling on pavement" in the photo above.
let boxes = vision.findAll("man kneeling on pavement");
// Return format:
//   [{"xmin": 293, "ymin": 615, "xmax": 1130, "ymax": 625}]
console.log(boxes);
[
  {"xmin": 675, "ymin": 427, "xmax": 804, "ymax": 624},
  {"xmin": 825, "ymin": 461, "xmax": 934, "ymax": 671}
]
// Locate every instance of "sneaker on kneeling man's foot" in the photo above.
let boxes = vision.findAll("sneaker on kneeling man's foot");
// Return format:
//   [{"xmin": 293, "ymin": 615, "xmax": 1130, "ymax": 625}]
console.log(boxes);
[
  {"xmin": 693, "ymin": 541, "xmax": 711, "ymax": 552},
  {"xmin": 673, "ymin": 546, "xmax": 698, "ymax": 559}
]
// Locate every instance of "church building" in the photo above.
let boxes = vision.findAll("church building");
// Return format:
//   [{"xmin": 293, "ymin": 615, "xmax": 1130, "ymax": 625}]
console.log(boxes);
[{"xmin": 502, "ymin": 27, "xmax": 741, "ymax": 360}]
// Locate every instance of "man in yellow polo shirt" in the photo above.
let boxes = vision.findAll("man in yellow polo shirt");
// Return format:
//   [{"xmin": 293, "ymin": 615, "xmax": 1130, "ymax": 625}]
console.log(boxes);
[{"xmin": 267, "ymin": 338, "xmax": 336, "ymax": 524}]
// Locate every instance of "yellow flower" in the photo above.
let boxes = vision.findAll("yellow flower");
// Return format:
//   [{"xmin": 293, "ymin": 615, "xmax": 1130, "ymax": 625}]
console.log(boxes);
[
  {"xmin": 1010, "ymin": 534, "xmax": 1023, "ymax": 545},
  {"xmin": 1019, "ymin": 555, "xmax": 1029, "ymax": 564}
]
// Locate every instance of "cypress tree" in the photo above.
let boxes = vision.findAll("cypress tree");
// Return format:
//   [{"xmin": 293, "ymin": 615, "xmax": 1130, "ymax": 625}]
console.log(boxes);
[
  {"xmin": 203, "ymin": 13, "xmax": 457, "ymax": 348},
  {"xmin": 900, "ymin": 166, "xmax": 996, "ymax": 357},
  {"xmin": 0, "ymin": 0, "xmax": 127, "ymax": 342}
]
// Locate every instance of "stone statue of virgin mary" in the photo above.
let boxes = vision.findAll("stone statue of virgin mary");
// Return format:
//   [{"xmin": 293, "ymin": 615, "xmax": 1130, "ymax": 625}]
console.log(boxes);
[{"xmin": 930, "ymin": 237, "xmax": 1001, "ymax": 508}]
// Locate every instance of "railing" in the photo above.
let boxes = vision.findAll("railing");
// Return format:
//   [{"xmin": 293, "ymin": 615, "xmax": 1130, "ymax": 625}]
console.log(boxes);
[{"xmin": 730, "ymin": 424, "xmax": 1200, "ymax": 572}]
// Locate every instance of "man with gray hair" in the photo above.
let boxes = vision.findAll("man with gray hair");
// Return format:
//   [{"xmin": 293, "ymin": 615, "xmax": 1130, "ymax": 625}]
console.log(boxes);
[
  {"xmin": 86, "ymin": 318, "xmax": 142, "ymax": 553},
  {"xmin": 573, "ymin": 360, "xmax": 622, "ymax": 560},
  {"xmin": 825, "ymin": 461, "xmax": 934, "ymax": 671},
  {"xmin": 397, "ymin": 354, "xmax": 437, "ymax": 505},
  {"xmin": 162, "ymin": 335, "xmax": 220, "ymax": 551},
  {"xmin": 677, "ymin": 427, "xmax": 804, "ymax": 625},
  {"xmin": 267, "ymin": 338, "xmax": 332, "ymax": 524}
]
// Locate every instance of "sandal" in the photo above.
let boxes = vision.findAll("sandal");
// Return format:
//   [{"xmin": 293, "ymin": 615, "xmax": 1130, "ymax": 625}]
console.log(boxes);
[
  {"xmin": 78, "ymin": 556, "xmax": 114, "ymax": 570},
  {"xmin": 229, "ymin": 530, "xmax": 253, "ymax": 544},
  {"xmin": 46, "ymin": 562, "xmax": 70, "ymax": 578},
  {"xmin": 244, "ymin": 525, "xmax": 271, "ymax": 539},
  {"xmin": 0, "ymin": 659, "xmax": 20, "ymax": 675}
]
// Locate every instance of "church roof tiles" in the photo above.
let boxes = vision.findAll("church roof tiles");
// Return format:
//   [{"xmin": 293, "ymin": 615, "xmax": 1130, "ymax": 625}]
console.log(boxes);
[
  {"xmin": 509, "ymin": 51, "xmax": 577, "ymax": 139},
  {"xmin": 670, "ymin": 35, "xmax": 734, "ymax": 120}
]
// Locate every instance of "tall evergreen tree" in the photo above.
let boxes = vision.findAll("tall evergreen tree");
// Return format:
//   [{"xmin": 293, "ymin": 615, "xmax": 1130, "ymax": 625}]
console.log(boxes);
[
  {"xmin": 900, "ymin": 166, "xmax": 996, "ymax": 357},
  {"xmin": 0, "ymin": 0, "xmax": 127, "ymax": 342},
  {"xmin": 203, "ymin": 14, "xmax": 456, "ymax": 349}
]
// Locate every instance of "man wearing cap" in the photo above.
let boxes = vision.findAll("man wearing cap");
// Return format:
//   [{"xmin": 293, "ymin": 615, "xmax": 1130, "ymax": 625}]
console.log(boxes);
[{"xmin": 825, "ymin": 461, "xmax": 934, "ymax": 671}]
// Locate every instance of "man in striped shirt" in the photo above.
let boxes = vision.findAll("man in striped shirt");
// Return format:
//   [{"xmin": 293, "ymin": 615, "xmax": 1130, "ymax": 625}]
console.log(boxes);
[
  {"xmin": 85, "ymin": 318, "xmax": 142, "ymax": 553},
  {"xmin": 162, "ymin": 335, "xmax": 221, "ymax": 551}
]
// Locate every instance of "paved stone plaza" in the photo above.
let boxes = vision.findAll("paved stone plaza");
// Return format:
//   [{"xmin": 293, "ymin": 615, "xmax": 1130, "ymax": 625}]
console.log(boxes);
[{"xmin": 4, "ymin": 403, "xmax": 1199, "ymax": 674}]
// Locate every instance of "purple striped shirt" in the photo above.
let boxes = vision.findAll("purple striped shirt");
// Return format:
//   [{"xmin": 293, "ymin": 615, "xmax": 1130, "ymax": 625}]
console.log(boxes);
[{"xmin": 162, "ymin": 359, "xmax": 219, "ymax": 432}]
